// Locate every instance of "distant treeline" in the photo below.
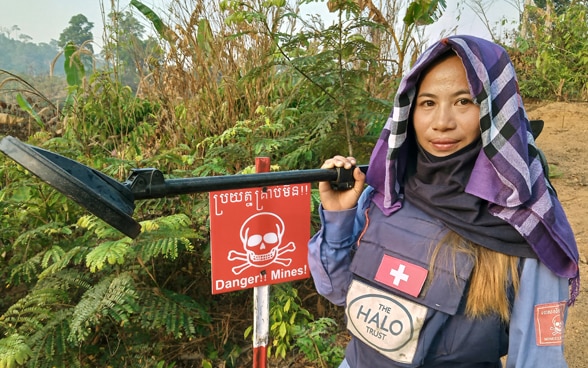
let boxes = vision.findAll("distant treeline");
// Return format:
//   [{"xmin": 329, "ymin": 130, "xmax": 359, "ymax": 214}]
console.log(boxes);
[{"xmin": 0, "ymin": 34, "xmax": 64, "ymax": 76}]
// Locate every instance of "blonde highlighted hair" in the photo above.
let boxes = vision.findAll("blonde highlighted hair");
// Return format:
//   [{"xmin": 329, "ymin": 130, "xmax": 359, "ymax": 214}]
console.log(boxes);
[{"xmin": 429, "ymin": 231, "xmax": 520, "ymax": 322}]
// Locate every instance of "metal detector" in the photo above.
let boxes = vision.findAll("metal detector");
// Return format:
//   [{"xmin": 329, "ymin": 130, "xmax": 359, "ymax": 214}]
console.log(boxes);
[{"xmin": 0, "ymin": 135, "xmax": 367, "ymax": 238}]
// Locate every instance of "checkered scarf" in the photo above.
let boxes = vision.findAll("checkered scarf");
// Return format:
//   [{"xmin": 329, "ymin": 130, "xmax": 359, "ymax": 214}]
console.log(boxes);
[{"xmin": 366, "ymin": 35, "xmax": 579, "ymax": 302}]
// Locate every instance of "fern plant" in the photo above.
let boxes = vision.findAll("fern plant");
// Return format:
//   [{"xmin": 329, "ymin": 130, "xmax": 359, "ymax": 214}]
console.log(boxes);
[
  {"xmin": 0, "ymin": 203, "xmax": 211, "ymax": 367},
  {"xmin": 0, "ymin": 334, "xmax": 33, "ymax": 368}
]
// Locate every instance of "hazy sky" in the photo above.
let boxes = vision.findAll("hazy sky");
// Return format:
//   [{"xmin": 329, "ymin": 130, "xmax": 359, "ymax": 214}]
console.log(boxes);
[
  {"xmin": 0, "ymin": 1, "xmax": 519, "ymax": 47},
  {"xmin": 1, "ymin": 0, "xmax": 103, "ymax": 44},
  {"xmin": 0, "ymin": 0, "xmax": 166, "ymax": 46}
]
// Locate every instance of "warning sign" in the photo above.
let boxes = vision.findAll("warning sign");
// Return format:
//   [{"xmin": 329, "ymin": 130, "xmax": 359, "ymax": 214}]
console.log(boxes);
[
  {"xmin": 534, "ymin": 301, "xmax": 566, "ymax": 346},
  {"xmin": 209, "ymin": 184, "xmax": 311, "ymax": 294}
]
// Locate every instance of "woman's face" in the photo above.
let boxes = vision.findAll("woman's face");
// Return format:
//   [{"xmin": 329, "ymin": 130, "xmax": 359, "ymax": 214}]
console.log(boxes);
[{"xmin": 413, "ymin": 55, "xmax": 481, "ymax": 157}]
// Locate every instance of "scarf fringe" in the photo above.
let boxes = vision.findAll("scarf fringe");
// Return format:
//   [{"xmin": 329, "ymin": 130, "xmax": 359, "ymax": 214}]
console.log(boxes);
[{"xmin": 568, "ymin": 275, "xmax": 580, "ymax": 306}]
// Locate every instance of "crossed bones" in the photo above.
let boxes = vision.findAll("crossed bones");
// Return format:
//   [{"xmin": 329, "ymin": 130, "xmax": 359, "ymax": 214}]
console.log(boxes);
[{"xmin": 228, "ymin": 241, "xmax": 296, "ymax": 275}]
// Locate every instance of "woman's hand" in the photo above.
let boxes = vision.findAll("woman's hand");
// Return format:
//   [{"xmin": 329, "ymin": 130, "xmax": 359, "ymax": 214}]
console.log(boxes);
[{"xmin": 319, "ymin": 156, "xmax": 366, "ymax": 211}]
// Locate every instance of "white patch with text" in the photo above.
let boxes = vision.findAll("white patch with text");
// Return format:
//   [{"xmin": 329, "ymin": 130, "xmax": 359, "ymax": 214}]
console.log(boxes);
[{"xmin": 346, "ymin": 279, "xmax": 428, "ymax": 364}]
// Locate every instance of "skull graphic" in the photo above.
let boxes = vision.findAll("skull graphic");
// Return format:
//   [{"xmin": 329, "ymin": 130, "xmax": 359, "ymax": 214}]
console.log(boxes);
[
  {"xmin": 228, "ymin": 212, "xmax": 296, "ymax": 274},
  {"xmin": 240, "ymin": 212, "xmax": 284, "ymax": 267},
  {"xmin": 551, "ymin": 315, "xmax": 563, "ymax": 336}
]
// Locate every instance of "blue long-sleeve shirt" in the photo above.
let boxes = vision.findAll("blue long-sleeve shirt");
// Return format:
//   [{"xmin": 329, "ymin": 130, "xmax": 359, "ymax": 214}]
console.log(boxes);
[{"xmin": 308, "ymin": 187, "xmax": 570, "ymax": 368}]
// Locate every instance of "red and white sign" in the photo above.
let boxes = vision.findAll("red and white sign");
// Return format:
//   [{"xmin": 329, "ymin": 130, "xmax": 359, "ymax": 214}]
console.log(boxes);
[
  {"xmin": 534, "ymin": 301, "xmax": 566, "ymax": 346},
  {"xmin": 374, "ymin": 255, "xmax": 428, "ymax": 297},
  {"xmin": 209, "ymin": 184, "xmax": 311, "ymax": 294}
]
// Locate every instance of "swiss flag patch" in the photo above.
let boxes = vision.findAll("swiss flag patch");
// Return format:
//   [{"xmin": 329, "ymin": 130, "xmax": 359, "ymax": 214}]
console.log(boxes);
[
  {"xmin": 534, "ymin": 301, "xmax": 566, "ymax": 346},
  {"xmin": 374, "ymin": 255, "xmax": 428, "ymax": 297}
]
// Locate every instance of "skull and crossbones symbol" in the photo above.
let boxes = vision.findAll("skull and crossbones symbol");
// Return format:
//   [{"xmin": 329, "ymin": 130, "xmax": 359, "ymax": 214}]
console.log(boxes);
[
  {"xmin": 228, "ymin": 212, "xmax": 296, "ymax": 275},
  {"xmin": 550, "ymin": 315, "xmax": 563, "ymax": 336}
]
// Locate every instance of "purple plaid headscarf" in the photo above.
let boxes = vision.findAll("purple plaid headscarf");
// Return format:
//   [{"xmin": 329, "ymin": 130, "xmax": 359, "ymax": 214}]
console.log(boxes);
[{"xmin": 366, "ymin": 35, "xmax": 579, "ymax": 302}]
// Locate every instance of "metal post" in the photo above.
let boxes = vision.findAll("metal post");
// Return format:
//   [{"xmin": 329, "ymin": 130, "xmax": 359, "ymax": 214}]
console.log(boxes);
[{"xmin": 252, "ymin": 157, "xmax": 270, "ymax": 368}]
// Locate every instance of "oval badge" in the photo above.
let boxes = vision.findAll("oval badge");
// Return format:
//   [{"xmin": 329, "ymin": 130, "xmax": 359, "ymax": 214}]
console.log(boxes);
[{"xmin": 346, "ymin": 279, "xmax": 427, "ymax": 363}]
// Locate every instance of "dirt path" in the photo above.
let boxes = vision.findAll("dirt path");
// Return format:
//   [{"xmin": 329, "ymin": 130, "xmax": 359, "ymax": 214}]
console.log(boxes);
[{"xmin": 526, "ymin": 101, "xmax": 588, "ymax": 367}]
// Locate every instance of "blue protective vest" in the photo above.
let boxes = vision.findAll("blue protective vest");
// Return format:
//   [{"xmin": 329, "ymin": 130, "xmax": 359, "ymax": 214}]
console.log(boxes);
[{"xmin": 344, "ymin": 199, "xmax": 510, "ymax": 367}]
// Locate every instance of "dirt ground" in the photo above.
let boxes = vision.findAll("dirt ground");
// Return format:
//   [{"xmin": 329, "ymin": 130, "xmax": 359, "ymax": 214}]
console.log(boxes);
[{"xmin": 526, "ymin": 101, "xmax": 588, "ymax": 368}]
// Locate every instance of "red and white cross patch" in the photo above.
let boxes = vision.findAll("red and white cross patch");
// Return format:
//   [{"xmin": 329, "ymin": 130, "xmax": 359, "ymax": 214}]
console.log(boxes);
[{"xmin": 374, "ymin": 255, "xmax": 428, "ymax": 297}]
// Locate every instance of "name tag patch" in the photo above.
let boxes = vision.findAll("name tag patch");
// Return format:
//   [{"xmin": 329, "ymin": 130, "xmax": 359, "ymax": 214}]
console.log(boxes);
[
  {"xmin": 374, "ymin": 254, "xmax": 428, "ymax": 297},
  {"xmin": 346, "ymin": 279, "xmax": 428, "ymax": 364},
  {"xmin": 534, "ymin": 301, "xmax": 566, "ymax": 346}
]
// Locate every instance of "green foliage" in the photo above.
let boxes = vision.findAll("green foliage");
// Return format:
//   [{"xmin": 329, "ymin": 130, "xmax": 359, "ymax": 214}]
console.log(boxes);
[
  {"xmin": 196, "ymin": 105, "xmax": 291, "ymax": 174},
  {"xmin": 58, "ymin": 14, "xmax": 94, "ymax": 51},
  {"xmin": 57, "ymin": 14, "xmax": 95, "ymax": 75},
  {"xmin": 223, "ymin": 0, "xmax": 394, "ymax": 165},
  {"xmin": 138, "ymin": 288, "xmax": 210, "ymax": 338},
  {"xmin": 0, "ymin": 34, "xmax": 60, "ymax": 76},
  {"xmin": 0, "ymin": 334, "xmax": 33, "ymax": 368},
  {"xmin": 68, "ymin": 273, "xmax": 138, "ymax": 342},
  {"xmin": 513, "ymin": 2, "xmax": 588, "ymax": 101},
  {"xmin": 84, "ymin": 237, "xmax": 133, "ymax": 272},
  {"xmin": 294, "ymin": 317, "xmax": 345, "ymax": 367},
  {"xmin": 0, "ymin": 207, "xmax": 209, "ymax": 366},
  {"xmin": 0, "ymin": 133, "xmax": 210, "ymax": 366},
  {"xmin": 63, "ymin": 42, "xmax": 86, "ymax": 88},
  {"xmin": 404, "ymin": 0, "xmax": 447, "ymax": 25},
  {"xmin": 62, "ymin": 71, "xmax": 161, "ymax": 157},
  {"xmin": 15, "ymin": 94, "xmax": 44, "ymax": 129},
  {"xmin": 102, "ymin": 8, "xmax": 162, "ymax": 91},
  {"xmin": 242, "ymin": 284, "xmax": 312, "ymax": 360},
  {"xmin": 131, "ymin": 0, "xmax": 176, "ymax": 43},
  {"xmin": 534, "ymin": 0, "xmax": 572, "ymax": 15},
  {"xmin": 268, "ymin": 284, "xmax": 313, "ymax": 359}
]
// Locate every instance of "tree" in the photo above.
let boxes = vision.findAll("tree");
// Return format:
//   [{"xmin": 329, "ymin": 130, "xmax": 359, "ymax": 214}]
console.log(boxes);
[
  {"xmin": 513, "ymin": 1, "xmax": 588, "ymax": 100},
  {"xmin": 0, "ymin": 34, "xmax": 61, "ymax": 76},
  {"xmin": 534, "ymin": 0, "xmax": 571, "ymax": 14},
  {"xmin": 58, "ymin": 14, "xmax": 94, "ymax": 53},
  {"xmin": 57, "ymin": 14, "xmax": 95, "ymax": 74},
  {"xmin": 102, "ymin": 10, "xmax": 161, "ymax": 90}
]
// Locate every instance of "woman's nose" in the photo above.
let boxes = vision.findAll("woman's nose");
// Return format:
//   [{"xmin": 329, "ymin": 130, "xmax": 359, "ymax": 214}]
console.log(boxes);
[{"xmin": 432, "ymin": 105, "xmax": 456, "ymax": 130}]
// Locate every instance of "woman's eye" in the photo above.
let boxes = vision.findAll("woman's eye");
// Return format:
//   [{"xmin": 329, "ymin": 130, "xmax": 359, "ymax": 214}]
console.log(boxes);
[{"xmin": 457, "ymin": 98, "xmax": 473, "ymax": 105}]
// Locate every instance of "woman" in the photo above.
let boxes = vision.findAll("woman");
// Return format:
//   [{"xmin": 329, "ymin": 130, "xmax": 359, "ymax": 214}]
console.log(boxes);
[{"xmin": 308, "ymin": 35, "xmax": 579, "ymax": 367}]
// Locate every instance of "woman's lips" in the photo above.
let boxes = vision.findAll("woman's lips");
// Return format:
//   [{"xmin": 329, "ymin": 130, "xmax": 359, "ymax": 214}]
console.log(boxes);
[{"xmin": 429, "ymin": 139, "xmax": 459, "ymax": 151}]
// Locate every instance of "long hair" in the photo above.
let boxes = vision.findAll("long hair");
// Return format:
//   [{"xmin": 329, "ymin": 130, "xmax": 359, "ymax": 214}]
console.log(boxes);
[{"xmin": 428, "ymin": 231, "xmax": 520, "ymax": 322}]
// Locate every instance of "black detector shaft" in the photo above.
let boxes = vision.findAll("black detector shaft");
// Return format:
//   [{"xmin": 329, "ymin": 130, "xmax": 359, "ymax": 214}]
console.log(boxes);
[
  {"xmin": 0, "ymin": 136, "xmax": 367, "ymax": 238},
  {"xmin": 124, "ymin": 165, "xmax": 368, "ymax": 200}
]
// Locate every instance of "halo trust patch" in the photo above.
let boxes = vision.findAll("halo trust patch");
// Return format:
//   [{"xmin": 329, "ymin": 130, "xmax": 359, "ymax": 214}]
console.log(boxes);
[{"xmin": 345, "ymin": 279, "xmax": 428, "ymax": 364}]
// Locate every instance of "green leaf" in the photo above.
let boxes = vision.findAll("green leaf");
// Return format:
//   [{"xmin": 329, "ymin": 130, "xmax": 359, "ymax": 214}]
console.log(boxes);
[
  {"xmin": 279, "ymin": 322, "xmax": 287, "ymax": 338},
  {"xmin": 41, "ymin": 246, "xmax": 66, "ymax": 269},
  {"xmin": 63, "ymin": 42, "xmax": 85, "ymax": 87},
  {"xmin": 0, "ymin": 334, "xmax": 33, "ymax": 367},
  {"xmin": 85, "ymin": 238, "xmax": 132, "ymax": 272},
  {"xmin": 16, "ymin": 93, "xmax": 44, "ymax": 128},
  {"xmin": 197, "ymin": 19, "xmax": 214, "ymax": 56},
  {"xmin": 131, "ymin": 0, "xmax": 176, "ymax": 43},
  {"xmin": 8, "ymin": 185, "xmax": 31, "ymax": 202},
  {"xmin": 404, "ymin": 0, "xmax": 447, "ymax": 26}
]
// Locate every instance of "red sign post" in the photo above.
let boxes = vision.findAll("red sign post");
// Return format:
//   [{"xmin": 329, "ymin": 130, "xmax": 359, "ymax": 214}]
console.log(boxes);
[{"xmin": 209, "ymin": 158, "xmax": 311, "ymax": 367}]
